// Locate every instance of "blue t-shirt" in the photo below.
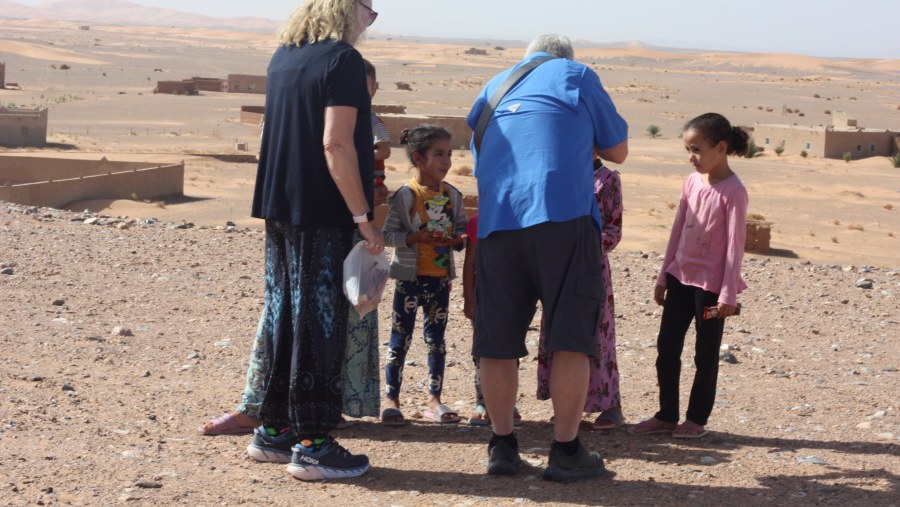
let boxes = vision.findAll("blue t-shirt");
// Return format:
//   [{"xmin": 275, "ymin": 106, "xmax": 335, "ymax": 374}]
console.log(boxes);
[
  {"xmin": 252, "ymin": 40, "xmax": 374, "ymax": 227},
  {"xmin": 466, "ymin": 52, "xmax": 628, "ymax": 239}
]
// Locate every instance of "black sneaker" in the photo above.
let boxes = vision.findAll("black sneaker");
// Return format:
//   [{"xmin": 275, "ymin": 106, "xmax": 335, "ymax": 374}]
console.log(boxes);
[
  {"xmin": 543, "ymin": 440, "xmax": 606, "ymax": 483},
  {"xmin": 246, "ymin": 426, "xmax": 295, "ymax": 463},
  {"xmin": 487, "ymin": 438, "xmax": 523, "ymax": 476},
  {"xmin": 287, "ymin": 436, "xmax": 369, "ymax": 480}
]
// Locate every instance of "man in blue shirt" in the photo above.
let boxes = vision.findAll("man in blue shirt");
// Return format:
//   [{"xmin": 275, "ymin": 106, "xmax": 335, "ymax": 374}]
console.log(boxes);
[{"xmin": 467, "ymin": 34, "xmax": 628, "ymax": 483}]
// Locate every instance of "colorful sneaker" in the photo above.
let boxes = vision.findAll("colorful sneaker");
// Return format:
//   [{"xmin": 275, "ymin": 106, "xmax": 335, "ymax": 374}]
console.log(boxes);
[
  {"xmin": 542, "ymin": 440, "xmax": 606, "ymax": 483},
  {"xmin": 487, "ymin": 438, "xmax": 522, "ymax": 476},
  {"xmin": 246, "ymin": 426, "xmax": 295, "ymax": 464},
  {"xmin": 287, "ymin": 436, "xmax": 369, "ymax": 480}
]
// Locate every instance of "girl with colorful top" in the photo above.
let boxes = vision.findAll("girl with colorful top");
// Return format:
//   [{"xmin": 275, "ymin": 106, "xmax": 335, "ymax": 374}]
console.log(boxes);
[
  {"xmin": 536, "ymin": 157, "xmax": 625, "ymax": 430},
  {"xmin": 635, "ymin": 112, "xmax": 749, "ymax": 439},
  {"xmin": 381, "ymin": 125, "xmax": 467, "ymax": 425}
]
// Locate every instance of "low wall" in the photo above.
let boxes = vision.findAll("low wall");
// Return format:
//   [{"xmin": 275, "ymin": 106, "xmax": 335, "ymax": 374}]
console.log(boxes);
[
  {"xmin": 240, "ymin": 105, "xmax": 265, "ymax": 126},
  {"xmin": 0, "ymin": 156, "xmax": 184, "ymax": 209},
  {"xmin": 745, "ymin": 220, "xmax": 771, "ymax": 253},
  {"xmin": 380, "ymin": 114, "xmax": 472, "ymax": 150}
]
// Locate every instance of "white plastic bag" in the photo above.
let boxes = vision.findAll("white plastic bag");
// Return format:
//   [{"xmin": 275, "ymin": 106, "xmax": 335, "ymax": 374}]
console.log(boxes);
[{"xmin": 343, "ymin": 241, "xmax": 389, "ymax": 318}]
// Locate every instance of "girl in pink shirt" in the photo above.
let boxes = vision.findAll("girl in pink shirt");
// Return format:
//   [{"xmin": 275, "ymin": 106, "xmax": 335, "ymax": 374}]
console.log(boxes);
[{"xmin": 635, "ymin": 112, "xmax": 749, "ymax": 439}]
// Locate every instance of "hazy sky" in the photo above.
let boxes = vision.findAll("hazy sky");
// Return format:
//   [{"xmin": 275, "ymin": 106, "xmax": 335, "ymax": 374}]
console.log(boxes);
[{"xmin": 15, "ymin": 0, "xmax": 900, "ymax": 58}]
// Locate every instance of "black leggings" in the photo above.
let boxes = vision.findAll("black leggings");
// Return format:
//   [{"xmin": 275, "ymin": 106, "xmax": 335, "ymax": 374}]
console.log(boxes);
[{"xmin": 654, "ymin": 273, "xmax": 725, "ymax": 426}]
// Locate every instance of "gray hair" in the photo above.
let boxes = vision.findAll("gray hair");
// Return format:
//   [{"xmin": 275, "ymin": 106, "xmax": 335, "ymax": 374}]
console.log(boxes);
[{"xmin": 525, "ymin": 34, "xmax": 574, "ymax": 60}]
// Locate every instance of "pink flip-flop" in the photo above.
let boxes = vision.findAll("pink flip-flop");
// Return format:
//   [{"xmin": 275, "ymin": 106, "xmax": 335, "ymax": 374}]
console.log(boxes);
[
  {"xmin": 423, "ymin": 404, "xmax": 460, "ymax": 424},
  {"xmin": 198, "ymin": 413, "xmax": 257, "ymax": 436},
  {"xmin": 632, "ymin": 418, "xmax": 676, "ymax": 435},
  {"xmin": 672, "ymin": 422, "xmax": 709, "ymax": 439}
]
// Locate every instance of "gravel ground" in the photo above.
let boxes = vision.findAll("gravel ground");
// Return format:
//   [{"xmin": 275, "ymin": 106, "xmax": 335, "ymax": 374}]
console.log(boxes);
[{"xmin": 0, "ymin": 201, "xmax": 897, "ymax": 506}]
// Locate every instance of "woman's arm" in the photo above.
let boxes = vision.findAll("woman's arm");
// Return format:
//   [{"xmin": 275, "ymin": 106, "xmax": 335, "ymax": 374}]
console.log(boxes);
[{"xmin": 324, "ymin": 105, "xmax": 383, "ymax": 252}]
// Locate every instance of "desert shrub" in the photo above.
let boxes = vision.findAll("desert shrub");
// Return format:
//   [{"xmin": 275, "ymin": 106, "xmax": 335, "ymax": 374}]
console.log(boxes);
[
  {"xmin": 891, "ymin": 153, "xmax": 900, "ymax": 168},
  {"xmin": 800, "ymin": 150, "xmax": 808, "ymax": 158},
  {"xmin": 748, "ymin": 213, "xmax": 766, "ymax": 221},
  {"xmin": 831, "ymin": 237, "xmax": 839, "ymax": 243},
  {"xmin": 60, "ymin": 64, "xmax": 70, "ymax": 70},
  {"xmin": 824, "ymin": 109, "xmax": 831, "ymax": 115},
  {"xmin": 494, "ymin": 46, "xmax": 505, "ymax": 51},
  {"xmin": 774, "ymin": 141, "xmax": 786, "ymax": 156},
  {"xmin": 884, "ymin": 204, "xmax": 893, "ymax": 210},
  {"xmin": 464, "ymin": 48, "xmax": 488, "ymax": 55},
  {"xmin": 843, "ymin": 151, "xmax": 852, "ymax": 163},
  {"xmin": 847, "ymin": 224, "xmax": 864, "ymax": 231},
  {"xmin": 744, "ymin": 139, "xmax": 762, "ymax": 158},
  {"xmin": 453, "ymin": 165, "xmax": 473, "ymax": 177},
  {"xmin": 646, "ymin": 125, "xmax": 662, "ymax": 138}
]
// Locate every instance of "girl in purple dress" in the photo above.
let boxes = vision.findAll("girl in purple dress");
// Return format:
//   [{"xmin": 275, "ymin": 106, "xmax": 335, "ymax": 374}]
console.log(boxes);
[{"xmin": 536, "ymin": 159, "xmax": 624, "ymax": 429}]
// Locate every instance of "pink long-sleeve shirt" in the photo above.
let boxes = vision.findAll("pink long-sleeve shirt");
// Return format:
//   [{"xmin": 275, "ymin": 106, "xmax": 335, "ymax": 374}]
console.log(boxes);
[{"xmin": 657, "ymin": 172, "xmax": 748, "ymax": 306}]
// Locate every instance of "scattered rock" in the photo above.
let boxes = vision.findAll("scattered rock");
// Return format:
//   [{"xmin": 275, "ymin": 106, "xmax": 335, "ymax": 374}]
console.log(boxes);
[
  {"xmin": 719, "ymin": 352, "xmax": 738, "ymax": 364},
  {"xmin": 1, "ymin": 267, "xmax": 13, "ymax": 275},
  {"xmin": 186, "ymin": 352, "xmax": 200, "ymax": 360},
  {"xmin": 29, "ymin": 376, "xmax": 44, "ymax": 382},
  {"xmin": 796, "ymin": 456, "xmax": 827, "ymax": 465},
  {"xmin": 855, "ymin": 279, "xmax": 874, "ymax": 289},
  {"xmin": 52, "ymin": 299, "xmax": 65, "ymax": 306},
  {"xmin": 133, "ymin": 480, "xmax": 161, "ymax": 489},
  {"xmin": 112, "ymin": 326, "xmax": 134, "ymax": 337},
  {"xmin": 700, "ymin": 456, "xmax": 718, "ymax": 465},
  {"xmin": 61, "ymin": 383, "xmax": 75, "ymax": 391}
]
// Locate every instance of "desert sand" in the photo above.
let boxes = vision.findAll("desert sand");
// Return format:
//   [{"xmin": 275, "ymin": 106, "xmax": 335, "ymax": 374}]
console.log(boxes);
[{"xmin": 1, "ymin": 19, "xmax": 898, "ymax": 507}]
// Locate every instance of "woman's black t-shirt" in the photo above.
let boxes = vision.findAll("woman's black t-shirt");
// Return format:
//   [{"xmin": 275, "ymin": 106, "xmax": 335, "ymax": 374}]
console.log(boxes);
[{"xmin": 251, "ymin": 40, "xmax": 374, "ymax": 227}]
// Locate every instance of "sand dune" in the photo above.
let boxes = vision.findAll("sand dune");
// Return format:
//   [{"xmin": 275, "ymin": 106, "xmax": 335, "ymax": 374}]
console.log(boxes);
[{"xmin": 0, "ymin": 39, "xmax": 109, "ymax": 64}]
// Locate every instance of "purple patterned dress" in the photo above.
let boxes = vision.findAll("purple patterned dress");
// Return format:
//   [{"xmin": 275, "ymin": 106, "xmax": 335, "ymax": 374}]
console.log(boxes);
[{"xmin": 536, "ymin": 165, "xmax": 623, "ymax": 413}]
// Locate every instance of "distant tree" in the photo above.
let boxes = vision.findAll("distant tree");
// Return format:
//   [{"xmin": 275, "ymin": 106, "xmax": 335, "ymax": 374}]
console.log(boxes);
[
  {"xmin": 646, "ymin": 125, "xmax": 662, "ymax": 138},
  {"xmin": 843, "ymin": 151, "xmax": 852, "ymax": 163}
]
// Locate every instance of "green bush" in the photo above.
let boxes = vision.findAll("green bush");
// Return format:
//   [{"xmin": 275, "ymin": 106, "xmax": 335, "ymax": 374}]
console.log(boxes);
[
  {"xmin": 646, "ymin": 125, "xmax": 662, "ymax": 138},
  {"xmin": 774, "ymin": 141, "xmax": 786, "ymax": 156},
  {"xmin": 891, "ymin": 152, "xmax": 900, "ymax": 168},
  {"xmin": 843, "ymin": 151, "xmax": 852, "ymax": 163},
  {"xmin": 800, "ymin": 150, "xmax": 808, "ymax": 158},
  {"xmin": 744, "ymin": 139, "xmax": 762, "ymax": 158}
]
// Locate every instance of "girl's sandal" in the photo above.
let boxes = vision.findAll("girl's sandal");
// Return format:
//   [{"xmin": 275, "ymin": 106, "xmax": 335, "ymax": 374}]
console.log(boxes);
[
  {"xmin": 468, "ymin": 404, "xmax": 491, "ymax": 426},
  {"xmin": 593, "ymin": 409, "xmax": 625, "ymax": 430},
  {"xmin": 632, "ymin": 418, "xmax": 676, "ymax": 435},
  {"xmin": 672, "ymin": 421, "xmax": 708, "ymax": 439}
]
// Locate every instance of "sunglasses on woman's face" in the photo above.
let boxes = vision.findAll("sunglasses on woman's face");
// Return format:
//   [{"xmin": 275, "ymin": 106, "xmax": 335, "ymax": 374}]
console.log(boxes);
[{"xmin": 358, "ymin": 0, "xmax": 378, "ymax": 26}]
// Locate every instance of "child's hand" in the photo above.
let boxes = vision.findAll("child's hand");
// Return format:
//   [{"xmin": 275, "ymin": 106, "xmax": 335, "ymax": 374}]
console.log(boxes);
[
  {"xmin": 463, "ymin": 295, "xmax": 476, "ymax": 321},
  {"xmin": 447, "ymin": 234, "xmax": 467, "ymax": 247},
  {"xmin": 654, "ymin": 285, "xmax": 666, "ymax": 306},
  {"xmin": 406, "ymin": 228, "xmax": 436, "ymax": 246},
  {"xmin": 715, "ymin": 303, "xmax": 739, "ymax": 318}
]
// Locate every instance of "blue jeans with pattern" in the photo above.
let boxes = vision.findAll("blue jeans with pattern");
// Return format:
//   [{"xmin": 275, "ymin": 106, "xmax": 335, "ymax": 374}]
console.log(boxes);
[{"xmin": 385, "ymin": 276, "xmax": 450, "ymax": 400}]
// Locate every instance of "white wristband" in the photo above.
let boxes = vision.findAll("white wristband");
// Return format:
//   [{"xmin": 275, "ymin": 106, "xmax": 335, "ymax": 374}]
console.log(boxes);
[{"xmin": 352, "ymin": 212, "xmax": 369, "ymax": 224}]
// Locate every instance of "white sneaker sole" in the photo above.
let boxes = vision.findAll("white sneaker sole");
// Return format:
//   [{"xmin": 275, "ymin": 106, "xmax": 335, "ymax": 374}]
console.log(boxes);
[
  {"xmin": 286, "ymin": 463, "xmax": 369, "ymax": 481},
  {"xmin": 246, "ymin": 444, "xmax": 292, "ymax": 463}
]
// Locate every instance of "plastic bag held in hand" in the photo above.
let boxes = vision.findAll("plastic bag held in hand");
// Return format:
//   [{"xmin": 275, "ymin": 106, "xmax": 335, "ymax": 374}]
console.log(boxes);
[{"xmin": 343, "ymin": 241, "xmax": 389, "ymax": 318}]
